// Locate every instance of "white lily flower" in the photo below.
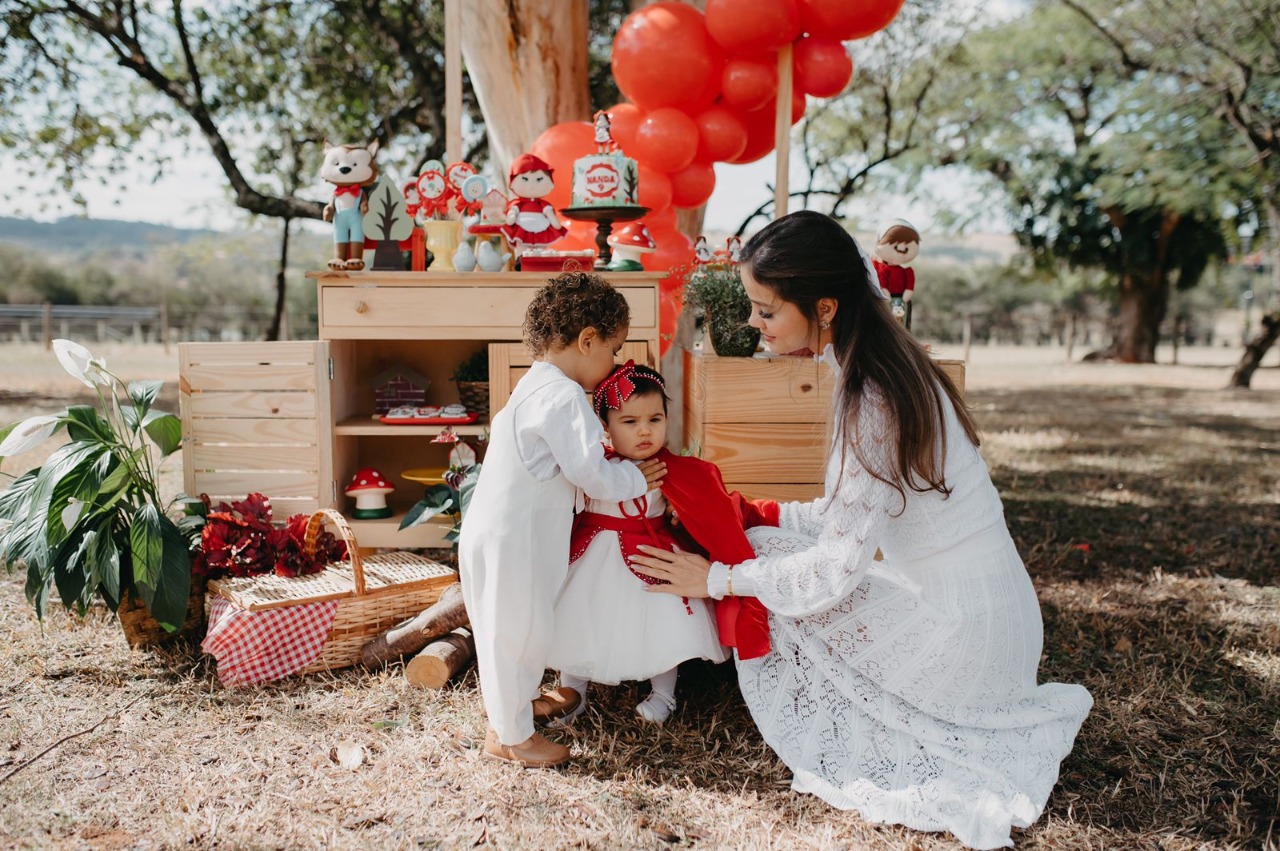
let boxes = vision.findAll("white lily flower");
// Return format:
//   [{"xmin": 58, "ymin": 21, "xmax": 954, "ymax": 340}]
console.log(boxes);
[
  {"xmin": 449, "ymin": 442, "xmax": 477, "ymax": 469},
  {"xmin": 61, "ymin": 497, "xmax": 86, "ymax": 530},
  {"xmin": 0, "ymin": 414, "xmax": 60, "ymax": 457},
  {"xmin": 52, "ymin": 339, "xmax": 111, "ymax": 388}
]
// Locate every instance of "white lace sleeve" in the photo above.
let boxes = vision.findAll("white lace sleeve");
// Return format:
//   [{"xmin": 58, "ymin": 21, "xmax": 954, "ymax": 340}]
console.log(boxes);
[
  {"xmin": 777, "ymin": 493, "xmax": 832, "ymax": 537},
  {"xmin": 733, "ymin": 394, "xmax": 899, "ymax": 618}
]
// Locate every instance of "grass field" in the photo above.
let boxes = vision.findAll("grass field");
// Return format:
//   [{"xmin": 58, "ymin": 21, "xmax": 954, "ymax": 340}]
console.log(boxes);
[{"xmin": 0, "ymin": 342, "xmax": 1277, "ymax": 850}]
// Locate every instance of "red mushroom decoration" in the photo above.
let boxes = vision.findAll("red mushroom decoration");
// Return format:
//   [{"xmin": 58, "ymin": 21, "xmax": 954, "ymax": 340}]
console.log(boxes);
[
  {"xmin": 606, "ymin": 222, "xmax": 658, "ymax": 272},
  {"xmin": 344, "ymin": 467, "xmax": 395, "ymax": 519}
]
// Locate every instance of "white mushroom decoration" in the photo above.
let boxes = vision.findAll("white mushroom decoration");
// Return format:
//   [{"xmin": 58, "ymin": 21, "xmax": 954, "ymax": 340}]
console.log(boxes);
[{"xmin": 344, "ymin": 466, "xmax": 395, "ymax": 519}]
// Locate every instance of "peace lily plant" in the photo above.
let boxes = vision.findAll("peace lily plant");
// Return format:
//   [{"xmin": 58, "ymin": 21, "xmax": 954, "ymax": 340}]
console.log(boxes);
[{"xmin": 0, "ymin": 340, "xmax": 193, "ymax": 631}]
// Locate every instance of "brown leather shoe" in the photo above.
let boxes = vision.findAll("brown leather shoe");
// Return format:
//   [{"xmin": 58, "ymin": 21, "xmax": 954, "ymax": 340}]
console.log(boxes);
[
  {"xmin": 531, "ymin": 686, "xmax": 581, "ymax": 723},
  {"xmin": 483, "ymin": 728, "xmax": 570, "ymax": 768}
]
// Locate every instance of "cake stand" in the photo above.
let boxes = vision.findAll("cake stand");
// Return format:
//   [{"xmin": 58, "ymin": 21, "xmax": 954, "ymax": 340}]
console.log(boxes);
[{"xmin": 559, "ymin": 205, "xmax": 649, "ymax": 270}]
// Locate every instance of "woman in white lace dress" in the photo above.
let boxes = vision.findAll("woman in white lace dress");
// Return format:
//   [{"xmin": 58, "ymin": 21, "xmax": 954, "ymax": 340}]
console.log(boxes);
[{"xmin": 631, "ymin": 211, "xmax": 1092, "ymax": 850}]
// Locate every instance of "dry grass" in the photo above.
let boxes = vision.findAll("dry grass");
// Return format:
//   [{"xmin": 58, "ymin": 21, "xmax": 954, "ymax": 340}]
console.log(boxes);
[{"xmin": 1, "ymin": 343, "xmax": 1278, "ymax": 850}]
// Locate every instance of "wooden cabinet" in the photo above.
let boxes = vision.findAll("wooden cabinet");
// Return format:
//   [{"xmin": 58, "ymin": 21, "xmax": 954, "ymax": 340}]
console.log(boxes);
[
  {"xmin": 682, "ymin": 350, "xmax": 965, "ymax": 502},
  {"xmin": 181, "ymin": 270, "xmax": 662, "ymax": 550}
]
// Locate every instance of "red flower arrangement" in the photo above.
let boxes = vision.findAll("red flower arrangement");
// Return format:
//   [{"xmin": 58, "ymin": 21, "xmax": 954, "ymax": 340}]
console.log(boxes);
[{"xmin": 193, "ymin": 493, "xmax": 347, "ymax": 579}]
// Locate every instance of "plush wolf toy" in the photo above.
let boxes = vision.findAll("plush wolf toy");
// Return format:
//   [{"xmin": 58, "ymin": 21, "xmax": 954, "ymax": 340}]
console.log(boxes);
[{"xmin": 320, "ymin": 140, "xmax": 380, "ymax": 270}]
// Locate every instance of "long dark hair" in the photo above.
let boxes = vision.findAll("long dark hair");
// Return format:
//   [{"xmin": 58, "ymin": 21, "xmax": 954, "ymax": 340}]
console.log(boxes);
[{"xmin": 739, "ymin": 211, "xmax": 979, "ymax": 504}]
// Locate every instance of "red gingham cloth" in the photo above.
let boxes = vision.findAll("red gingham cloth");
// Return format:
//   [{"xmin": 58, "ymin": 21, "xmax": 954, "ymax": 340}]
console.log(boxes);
[{"xmin": 201, "ymin": 596, "xmax": 340, "ymax": 687}]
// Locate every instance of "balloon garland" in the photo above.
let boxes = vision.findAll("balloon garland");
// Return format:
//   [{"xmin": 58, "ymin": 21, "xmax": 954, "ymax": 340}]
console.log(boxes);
[{"xmin": 529, "ymin": 0, "xmax": 904, "ymax": 354}]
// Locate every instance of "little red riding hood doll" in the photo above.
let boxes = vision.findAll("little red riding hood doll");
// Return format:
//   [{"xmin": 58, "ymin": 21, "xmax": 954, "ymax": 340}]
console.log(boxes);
[{"xmin": 501, "ymin": 153, "xmax": 567, "ymax": 251}]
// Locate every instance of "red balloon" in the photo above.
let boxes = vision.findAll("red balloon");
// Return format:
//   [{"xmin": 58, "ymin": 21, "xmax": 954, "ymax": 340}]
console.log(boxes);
[
  {"xmin": 728, "ymin": 105, "xmax": 777, "ymax": 164},
  {"xmin": 632, "ymin": 108, "xmax": 700, "ymax": 173},
  {"xmin": 556, "ymin": 219, "xmax": 599, "ymax": 252},
  {"xmin": 670, "ymin": 161, "xmax": 716, "ymax": 209},
  {"xmin": 612, "ymin": 2, "xmax": 723, "ymax": 112},
  {"xmin": 646, "ymin": 205, "xmax": 678, "ymax": 232},
  {"xmin": 695, "ymin": 106, "xmax": 748, "ymax": 163},
  {"xmin": 797, "ymin": 0, "xmax": 905, "ymax": 41},
  {"xmin": 636, "ymin": 162, "xmax": 673, "ymax": 214},
  {"xmin": 529, "ymin": 121, "xmax": 595, "ymax": 212},
  {"xmin": 721, "ymin": 59, "xmax": 777, "ymax": 111},
  {"xmin": 606, "ymin": 103, "xmax": 644, "ymax": 151},
  {"xmin": 793, "ymin": 36, "xmax": 853, "ymax": 98},
  {"xmin": 705, "ymin": 0, "xmax": 800, "ymax": 54},
  {"xmin": 643, "ymin": 225, "xmax": 694, "ymax": 274}
]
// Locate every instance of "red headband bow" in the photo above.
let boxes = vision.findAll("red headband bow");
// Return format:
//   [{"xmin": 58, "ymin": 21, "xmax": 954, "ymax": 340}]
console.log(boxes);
[
  {"xmin": 594, "ymin": 360, "xmax": 637, "ymax": 413},
  {"xmin": 593, "ymin": 360, "xmax": 666, "ymax": 416}
]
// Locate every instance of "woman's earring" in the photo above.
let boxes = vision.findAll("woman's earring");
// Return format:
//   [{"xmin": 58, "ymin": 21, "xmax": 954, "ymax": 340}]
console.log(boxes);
[{"xmin": 820, "ymin": 319, "xmax": 831, "ymax": 330}]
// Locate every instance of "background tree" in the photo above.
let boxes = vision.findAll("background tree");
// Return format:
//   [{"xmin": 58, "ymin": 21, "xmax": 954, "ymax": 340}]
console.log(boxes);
[
  {"xmin": 925, "ymin": 2, "xmax": 1247, "ymax": 362},
  {"xmin": 0, "ymin": 0, "xmax": 629, "ymax": 336},
  {"xmin": 1060, "ymin": 0, "xmax": 1280, "ymax": 382}
]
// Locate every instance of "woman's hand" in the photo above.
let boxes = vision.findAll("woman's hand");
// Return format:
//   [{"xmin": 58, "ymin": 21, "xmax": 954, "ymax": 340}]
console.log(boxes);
[
  {"xmin": 636, "ymin": 458, "xmax": 666, "ymax": 488},
  {"xmin": 630, "ymin": 545, "xmax": 712, "ymax": 598}
]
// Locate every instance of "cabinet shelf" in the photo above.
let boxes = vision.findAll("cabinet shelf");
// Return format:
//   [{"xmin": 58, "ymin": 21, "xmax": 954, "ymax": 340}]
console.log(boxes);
[
  {"xmin": 347, "ymin": 511, "xmax": 456, "ymax": 549},
  {"xmin": 334, "ymin": 415, "xmax": 489, "ymax": 437}
]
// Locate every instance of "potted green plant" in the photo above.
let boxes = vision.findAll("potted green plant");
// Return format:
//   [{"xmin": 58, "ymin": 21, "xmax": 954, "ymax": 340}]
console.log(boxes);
[
  {"xmin": 451, "ymin": 350, "xmax": 490, "ymax": 415},
  {"xmin": 684, "ymin": 261, "xmax": 762, "ymax": 357},
  {"xmin": 400, "ymin": 432, "xmax": 482, "ymax": 561},
  {"xmin": 0, "ymin": 340, "xmax": 196, "ymax": 645}
]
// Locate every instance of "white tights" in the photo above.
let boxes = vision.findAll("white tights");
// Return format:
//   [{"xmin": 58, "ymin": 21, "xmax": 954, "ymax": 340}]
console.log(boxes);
[{"xmin": 558, "ymin": 668, "xmax": 679, "ymax": 725}]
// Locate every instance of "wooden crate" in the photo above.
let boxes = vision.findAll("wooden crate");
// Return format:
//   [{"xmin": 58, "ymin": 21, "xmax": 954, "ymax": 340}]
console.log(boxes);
[
  {"xmin": 180, "ymin": 341, "xmax": 333, "ymax": 517},
  {"xmin": 683, "ymin": 350, "xmax": 965, "ymax": 502}
]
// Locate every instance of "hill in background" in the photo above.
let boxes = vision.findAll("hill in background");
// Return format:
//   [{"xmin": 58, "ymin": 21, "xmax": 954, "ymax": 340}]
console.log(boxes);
[{"xmin": 0, "ymin": 216, "xmax": 222, "ymax": 258}]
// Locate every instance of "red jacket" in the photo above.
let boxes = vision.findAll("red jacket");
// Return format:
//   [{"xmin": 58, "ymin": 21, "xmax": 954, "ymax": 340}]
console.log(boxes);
[
  {"xmin": 873, "ymin": 260, "xmax": 915, "ymax": 297},
  {"xmin": 656, "ymin": 449, "xmax": 778, "ymax": 660}
]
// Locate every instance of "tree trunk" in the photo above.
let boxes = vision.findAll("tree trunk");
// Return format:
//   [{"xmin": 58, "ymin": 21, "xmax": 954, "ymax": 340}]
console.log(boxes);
[
  {"xmin": 1229, "ymin": 309, "xmax": 1280, "ymax": 388},
  {"xmin": 1111, "ymin": 269, "xmax": 1169, "ymax": 363},
  {"xmin": 267, "ymin": 217, "xmax": 290, "ymax": 342},
  {"xmin": 459, "ymin": 0, "xmax": 592, "ymax": 176}
]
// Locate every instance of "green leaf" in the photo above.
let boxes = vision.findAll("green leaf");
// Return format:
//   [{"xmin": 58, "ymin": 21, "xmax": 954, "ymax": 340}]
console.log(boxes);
[
  {"xmin": 64, "ymin": 405, "xmax": 114, "ymax": 443},
  {"xmin": 127, "ymin": 380, "xmax": 163, "ymax": 418},
  {"xmin": 0, "ymin": 468, "xmax": 39, "ymax": 523},
  {"xmin": 25, "ymin": 559, "xmax": 51, "ymax": 622},
  {"xmin": 398, "ymin": 486, "xmax": 455, "ymax": 530},
  {"xmin": 141, "ymin": 411, "xmax": 182, "ymax": 457},
  {"xmin": 151, "ymin": 517, "xmax": 193, "ymax": 630},
  {"xmin": 130, "ymin": 502, "xmax": 163, "ymax": 590},
  {"xmin": 46, "ymin": 445, "xmax": 108, "ymax": 547},
  {"xmin": 52, "ymin": 527, "xmax": 90, "ymax": 612},
  {"xmin": 94, "ymin": 531, "xmax": 122, "ymax": 604}
]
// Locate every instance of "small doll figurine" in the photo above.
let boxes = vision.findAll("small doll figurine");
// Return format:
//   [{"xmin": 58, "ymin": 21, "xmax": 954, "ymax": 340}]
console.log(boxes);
[
  {"xmin": 725, "ymin": 236, "xmax": 743, "ymax": 264},
  {"xmin": 593, "ymin": 110, "xmax": 615, "ymax": 153},
  {"xmin": 402, "ymin": 180, "xmax": 422, "ymax": 221},
  {"xmin": 501, "ymin": 153, "xmax": 567, "ymax": 253},
  {"xmin": 446, "ymin": 161, "xmax": 481, "ymax": 217},
  {"xmin": 693, "ymin": 236, "xmax": 714, "ymax": 264},
  {"xmin": 873, "ymin": 219, "xmax": 921, "ymax": 329},
  {"xmin": 455, "ymin": 173, "xmax": 488, "ymax": 219},
  {"xmin": 320, "ymin": 140, "xmax": 380, "ymax": 270}
]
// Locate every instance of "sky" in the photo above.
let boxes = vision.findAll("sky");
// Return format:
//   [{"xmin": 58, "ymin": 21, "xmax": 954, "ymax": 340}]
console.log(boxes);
[{"xmin": 9, "ymin": 0, "xmax": 1023, "ymax": 239}]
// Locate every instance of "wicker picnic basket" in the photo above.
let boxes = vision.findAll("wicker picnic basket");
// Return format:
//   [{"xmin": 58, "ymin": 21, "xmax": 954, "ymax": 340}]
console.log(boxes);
[{"xmin": 206, "ymin": 508, "xmax": 458, "ymax": 674}]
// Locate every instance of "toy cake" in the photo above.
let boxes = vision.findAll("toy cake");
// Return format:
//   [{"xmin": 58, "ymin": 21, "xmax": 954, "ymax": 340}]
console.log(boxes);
[{"xmin": 571, "ymin": 110, "xmax": 639, "ymax": 208}]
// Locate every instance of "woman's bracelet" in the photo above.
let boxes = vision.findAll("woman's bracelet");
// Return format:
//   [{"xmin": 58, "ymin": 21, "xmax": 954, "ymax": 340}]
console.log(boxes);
[{"xmin": 726, "ymin": 564, "xmax": 735, "ymax": 597}]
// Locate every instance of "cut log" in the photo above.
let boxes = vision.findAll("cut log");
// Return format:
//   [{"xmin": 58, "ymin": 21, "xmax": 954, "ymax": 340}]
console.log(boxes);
[
  {"xmin": 359, "ymin": 582, "xmax": 469, "ymax": 669},
  {"xmin": 405, "ymin": 628, "xmax": 475, "ymax": 689}
]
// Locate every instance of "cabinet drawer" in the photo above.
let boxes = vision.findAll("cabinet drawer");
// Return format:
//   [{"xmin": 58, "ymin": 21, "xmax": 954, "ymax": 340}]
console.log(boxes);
[{"xmin": 322, "ymin": 286, "xmax": 656, "ymax": 338}]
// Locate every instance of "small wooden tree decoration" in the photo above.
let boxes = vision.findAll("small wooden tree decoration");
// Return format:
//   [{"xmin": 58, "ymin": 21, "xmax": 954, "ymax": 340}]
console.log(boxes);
[{"xmin": 363, "ymin": 174, "xmax": 415, "ymax": 270}]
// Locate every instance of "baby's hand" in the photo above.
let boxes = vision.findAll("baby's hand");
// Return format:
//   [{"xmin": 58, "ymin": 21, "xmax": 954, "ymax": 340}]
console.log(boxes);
[{"xmin": 636, "ymin": 458, "xmax": 666, "ymax": 489}]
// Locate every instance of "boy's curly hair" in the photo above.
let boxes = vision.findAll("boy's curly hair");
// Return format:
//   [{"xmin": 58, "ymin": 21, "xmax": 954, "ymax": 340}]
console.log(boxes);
[{"xmin": 523, "ymin": 271, "xmax": 631, "ymax": 356}]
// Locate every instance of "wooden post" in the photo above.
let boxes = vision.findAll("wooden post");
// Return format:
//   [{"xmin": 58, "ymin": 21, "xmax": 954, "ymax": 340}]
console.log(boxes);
[
  {"xmin": 774, "ymin": 44, "xmax": 794, "ymax": 218},
  {"xmin": 445, "ymin": 0, "xmax": 463, "ymax": 164},
  {"xmin": 160, "ymin": 300, "xmax": 170, "ymax": 353},
  {"xmin": 42, "ymin": 303, "xmax": 52, "ymax": 350},
  {"xmin": 962, "ymin": 312, "xmax": 973, "ymax": 364}
]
